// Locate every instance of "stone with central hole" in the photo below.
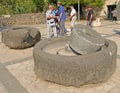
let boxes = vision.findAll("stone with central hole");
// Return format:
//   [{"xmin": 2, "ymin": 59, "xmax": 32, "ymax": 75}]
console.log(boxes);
[{"xmin": 69, "ymin": 24, "xmax": 105, "ymax": 54}]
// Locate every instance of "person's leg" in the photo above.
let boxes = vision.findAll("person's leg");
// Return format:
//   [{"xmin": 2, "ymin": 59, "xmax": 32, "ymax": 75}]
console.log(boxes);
[
  {"xmin": 87, "ymin": 21, "xmax": 89, "ymax": 26},
  {"xmin": 70, "ymin": 20, "xmax": 73, "ymax": 29},
  {"xmin": 90, "ymin": 21, "xmax": 93, "ymax": 27},
  {"xmin": 70, "ymin": 16, "xmax": 77, "ymax": 31},
  {"xmin": 115, "ymin": 17, "xmax": 117, "ymax": 21},
  {"xmin": 60, "ymin": 20, "xmax": 67, "ymax": 35},
  {"xmin": 71, "ymin": 17, "xmax": 74, "ymax": 28},
  {"xmin": 46, "ymin": 24, "xmax": 51, "ymax": 38},
  {"xmin": 71, "ymin": 16, "xmax": 77, "ymax": 28},
  {"xmin": 52, "ymin": 25, "xmax": 57, "ymax": 37},
  {"xmin": 56, "ymin": 23, "xmax": 60, "ymax": 34},
  {"xmin": 115, "ymin": 17, "xmax": 118, "ymax": 23},
  {"xmin": 113, "ymin": 17, "xmax": 115, "ymax": 22},
  {"xmin": 87, "ymin": 20, "xmax": 92, "ymax": 28}
]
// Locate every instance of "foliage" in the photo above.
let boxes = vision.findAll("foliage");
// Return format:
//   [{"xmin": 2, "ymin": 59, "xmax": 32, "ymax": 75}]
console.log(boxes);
[
  {"xmin": 82, "ymin": 0, "xmax": 105, "ymax": 7},
  {"xmin": 58, "ymin": 0, "xmax": 104, "ymax": 8},
  {"xmin": 57, "ymin": 0, "xmax": 78, "ymax": 7},
  {"xmin": 0, "ymin": 0, "xmax": 37, "ymax": 15},
  {"xmin": 33, "ymin": 0, "xmax": 44, "ymax": 12},
  {"xmin": 0, "ymin": 0, "xmax": 105, "ymax": 15}
]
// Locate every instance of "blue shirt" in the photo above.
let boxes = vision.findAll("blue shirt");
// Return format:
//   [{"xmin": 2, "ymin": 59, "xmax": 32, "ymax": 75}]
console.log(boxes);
[
  {"xmin": 52, "ymin": 10, "xmax": 57, "ymax": 16},
  {"xmin": 58, "ymin": 5, "xmax": 66, "ymax": 21}
]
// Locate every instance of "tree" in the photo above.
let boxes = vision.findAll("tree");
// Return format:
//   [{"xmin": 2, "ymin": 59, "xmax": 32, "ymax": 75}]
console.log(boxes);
[
  {"xmin": 56, "ymin": 0, "xmax": 104, "ymax": 8},
  {"xmin": 82, "ymin": 0, "xmax": 104, "ymax": 7},
  {"xmin": 0, "ymin": 0, "xmax": 37, "ymax": 14},
  {"xmin": 33, "ymin": 0, "xmax": 45, "ymax": 12},
  {"xmin": 0, "ymin": 0, "xmax": 105, "ymax": 15}
]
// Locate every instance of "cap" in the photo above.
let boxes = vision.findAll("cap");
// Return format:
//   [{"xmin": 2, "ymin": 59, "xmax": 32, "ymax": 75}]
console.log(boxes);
[{"xmin": 87, "ymin": 6, "xmax": 92, "ymax": 8}]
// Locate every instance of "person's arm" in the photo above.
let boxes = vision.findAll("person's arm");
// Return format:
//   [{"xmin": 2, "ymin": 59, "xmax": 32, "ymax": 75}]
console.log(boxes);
[
  {"xmin": 90, "ymin": 10, "xmax": 94, "ymax": 23},
  {"xmin": 46, "ymin": 16, "xmax": 51, "ymax": 20},
  {"xmin": 72, "ymin": 13, "xmax": 76, "ymax": 17},
  {"xmin": 90, "ymin": 14, "xmax": 93, "ymax": 23},
  {"xmin": 46, "ymin": 11, "xmax": 51, "ymax": 20},
  {"xmin": 46, "ymin": 12, "xmax": 56, "ymax": 20},
  {"xmin": 69, "ymin": 9, "xmax": 76, "ymax": 19},
  {"xmin": 58, "ymin": 6, "xmax": 64, "ymax": 23},
  {"xmin": 70, "ymin": 13, "xmax": 76, "ymax": 19},
  {"xmin": 58, "ymin": 13, "xmax": 63, "ymax": 22}
]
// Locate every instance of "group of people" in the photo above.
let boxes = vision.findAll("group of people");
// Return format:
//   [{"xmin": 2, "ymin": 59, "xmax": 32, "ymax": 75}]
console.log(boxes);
[
  {"xmin": 46, "ymin": 1, "xmax": 77, "ymax": 38},
  {"xmin": 46, "ymin": 1, "xmax": 97, "ymax": 38}
]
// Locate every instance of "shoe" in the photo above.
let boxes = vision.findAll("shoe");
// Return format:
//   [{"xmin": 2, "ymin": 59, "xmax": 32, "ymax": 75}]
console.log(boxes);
[{"xmin": 67, "ymin": 29, "xmax": 71, "ymax": 32}]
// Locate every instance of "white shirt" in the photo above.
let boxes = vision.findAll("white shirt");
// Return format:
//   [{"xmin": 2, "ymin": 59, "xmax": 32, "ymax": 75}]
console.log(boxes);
[
  {"xmin": 112, "ymin": 9, "xmax": 117, "ymax": 17},
  {"xmin": 46, "ymin": 10, "xmax": 55, "ymax": 25},
  {"xmin": 70, "ymin": 8, "xmax": 76, "ymax": 17}
]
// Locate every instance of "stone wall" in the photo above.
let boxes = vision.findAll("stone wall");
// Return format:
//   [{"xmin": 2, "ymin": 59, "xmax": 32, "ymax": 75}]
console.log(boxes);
[
  {"xmin": 100, "ymin": 0, "xmax": 119, "ymax": 19},
  {"xmin": 117, "ymin": 1, "xmax": 120, "ymax": 20},
  {"xmin": 0, "ymin": 13, "xmax": 46, "ymax": 25}
]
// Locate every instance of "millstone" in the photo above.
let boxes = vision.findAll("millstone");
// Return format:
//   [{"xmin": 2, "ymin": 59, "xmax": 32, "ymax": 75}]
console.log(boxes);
[
  {"xmin": 2, "ymin": 26, "xmax": 41, "ymax": 49},
  {"xmin": 69, "ymin": 24, "xmax": 105, "ymax": 54},
  {"xmin": 33, "ymin": 37, "xmax": 117, "ymax": 87}
]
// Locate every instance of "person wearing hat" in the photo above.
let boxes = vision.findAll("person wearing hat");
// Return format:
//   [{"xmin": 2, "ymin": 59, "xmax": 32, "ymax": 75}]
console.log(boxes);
[
  {"xmin": 57, "ymin": 1, "xmax": 67, "ymax": 36},
  {"xmin": 86, "ymin": 6, "xmax": 94, "ymax": 28}
]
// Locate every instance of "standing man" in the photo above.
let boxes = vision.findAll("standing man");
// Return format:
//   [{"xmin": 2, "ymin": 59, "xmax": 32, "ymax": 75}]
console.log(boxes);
[
  {"xmin": 86, "ymin": 6, "xmax": 94, "ymax": 28},
  {"xmin": 57, "ymin": 1, "xmax": 67, "ymax": 36},
  {"xmin": 46, "ymin": 5, "xmax": 57, "ymax": 38},
  {"xmin": 69, "ymin": 5, "xmax": 77, "ymax": 31},
  {"xmin": 112, "ymin": 8, "xmax": 117, "ymax": 23}
]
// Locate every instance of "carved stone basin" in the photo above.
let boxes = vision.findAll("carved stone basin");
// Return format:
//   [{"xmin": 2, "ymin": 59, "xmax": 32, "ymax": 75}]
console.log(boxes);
[
  {"xmin": 33, "ymin": 36, "xmax": 117, "ymax": 87},
  {"xmin": 2, "ymin": 26, "xmax": 41, "ymax": 49}
]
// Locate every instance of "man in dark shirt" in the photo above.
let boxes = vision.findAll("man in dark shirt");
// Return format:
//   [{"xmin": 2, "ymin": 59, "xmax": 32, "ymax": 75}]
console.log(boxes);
[{"xmin": 87, "ymin": 6, "xmax": 94, "ymax": 28}]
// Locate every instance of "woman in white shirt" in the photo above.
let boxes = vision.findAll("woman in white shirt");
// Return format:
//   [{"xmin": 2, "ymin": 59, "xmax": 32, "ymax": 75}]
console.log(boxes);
[{"xmin": 69, "ymin": 5, "xmax": 77, "ymax": 31}]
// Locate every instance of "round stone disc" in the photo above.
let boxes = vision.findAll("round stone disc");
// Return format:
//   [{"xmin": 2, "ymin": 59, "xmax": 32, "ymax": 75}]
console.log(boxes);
[{"xmin": 69, "ymin": 24, "xmax": 105, "ymax": 54}]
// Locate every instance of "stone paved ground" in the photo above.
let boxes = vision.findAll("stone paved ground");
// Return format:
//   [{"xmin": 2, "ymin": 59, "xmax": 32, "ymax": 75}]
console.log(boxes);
[{"xmin": 0, "ymin": 20, "xmax": 120, "ymax": 93}]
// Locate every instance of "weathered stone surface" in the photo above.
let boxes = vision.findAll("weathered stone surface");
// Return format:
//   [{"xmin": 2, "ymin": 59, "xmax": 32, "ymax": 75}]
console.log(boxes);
[
  {"xmin": 33, "ymin": 37, "xmax": 117, "ymax": 87},
  {"xmin": 2, "ymin": 26, "xmax": 41, "ymax": 49},
  {"xmin": 0, "ymin": 13, "xmax": 46, "ymax": 25},
  {"xmin": 69, "ymin": 24, "xmax": 105, "ymax": 54},
  {"xmin": 117, "ymin": 1, "xmax": 120, "ymax": 20},
  {"xmin": 92, "ymin": 18, "xmax": 101, "ymax": 27}
]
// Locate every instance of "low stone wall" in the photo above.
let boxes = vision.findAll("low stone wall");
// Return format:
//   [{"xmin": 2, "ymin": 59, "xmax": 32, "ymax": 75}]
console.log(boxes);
[{"xmin": 0, "ymin": 13, "xmax": 46, "ymax": 25}]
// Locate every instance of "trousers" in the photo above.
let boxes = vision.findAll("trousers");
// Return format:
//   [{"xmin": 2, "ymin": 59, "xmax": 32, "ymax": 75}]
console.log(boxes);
[
  {"xmin": 71, "ymin": 16, "xmax": 77, "ymax": 28},
  {"xmin": 60, "ymin": 20, "xmax": 67, "ymax": 35},
  {"xmin": 46, "ymin": 23, "xmax": 57, "ymax": 38}
]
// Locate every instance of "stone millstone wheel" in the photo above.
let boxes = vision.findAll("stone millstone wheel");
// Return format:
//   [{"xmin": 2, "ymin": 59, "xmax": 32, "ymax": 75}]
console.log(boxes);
[
  {"xmin": 2, "ymin": 26, "xmax": 41, "ymax": 49},
  {"xmin": 33, "ymin": 37, "xmax": 117, "ymax": 87},
  {"xmin": 69, "ymin": 24, "xmax": 105, "ymax": 54}
]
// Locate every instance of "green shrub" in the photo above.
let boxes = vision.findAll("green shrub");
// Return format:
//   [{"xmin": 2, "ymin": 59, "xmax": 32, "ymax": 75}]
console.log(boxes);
[{"xmin": 0, "ymin": 0, "xmax": 104, "ymax": 15}]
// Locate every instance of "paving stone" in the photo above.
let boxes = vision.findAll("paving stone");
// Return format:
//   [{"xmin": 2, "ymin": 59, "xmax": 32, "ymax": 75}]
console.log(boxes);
[
  {"xmin": 0, "ymin": 21, "xmax": 120, "ymax": 93},
  {"xmin": 109, "ymin": 86, "xmax": 120, "ymax": 93},
  {"xmin": 0, "ymin": 82, "xmax": 8, "ymax": 93}
]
